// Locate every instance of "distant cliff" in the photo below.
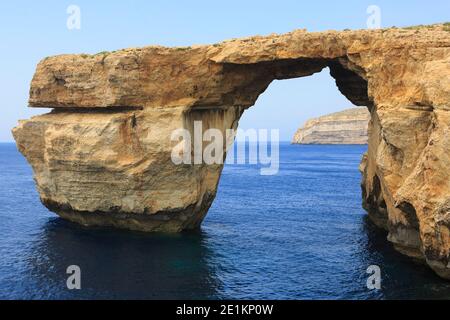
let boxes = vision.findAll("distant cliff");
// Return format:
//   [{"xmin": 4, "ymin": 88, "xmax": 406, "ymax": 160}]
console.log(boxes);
[{"xmin": 292, "ymin": 108, "xmax": 370, "ymax": 144}]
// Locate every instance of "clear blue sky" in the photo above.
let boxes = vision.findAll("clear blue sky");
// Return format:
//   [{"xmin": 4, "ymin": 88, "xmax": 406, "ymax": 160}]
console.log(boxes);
[{"xmin": 1, "ymin": 0, "xmax": 449, "ymax": 141}]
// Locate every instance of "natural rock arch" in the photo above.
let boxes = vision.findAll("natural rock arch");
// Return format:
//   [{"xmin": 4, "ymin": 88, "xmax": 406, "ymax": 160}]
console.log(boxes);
[{"xmin": 13, "ymin": 25, "xmax": 450, "ymax": 279}]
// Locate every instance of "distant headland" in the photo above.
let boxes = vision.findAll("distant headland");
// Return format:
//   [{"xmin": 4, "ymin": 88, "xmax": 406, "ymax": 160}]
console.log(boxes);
[{"xmin": 292, "ymin": 107, "xmax": 370, "ymax": 145}]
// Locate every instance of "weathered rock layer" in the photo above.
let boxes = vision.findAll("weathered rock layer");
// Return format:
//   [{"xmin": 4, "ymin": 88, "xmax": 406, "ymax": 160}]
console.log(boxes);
[
  {"xmin": 13, "ymin": 25, "xmax": 450, "ymax": 279},
  {"xmin": 292, "ymin": 107, "xmax": 370, "ymax": 144}
]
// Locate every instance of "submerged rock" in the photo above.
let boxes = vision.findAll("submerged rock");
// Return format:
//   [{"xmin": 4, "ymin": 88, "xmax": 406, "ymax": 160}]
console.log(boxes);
[
  {"xmin": 292, "ymin": 107, "xmax": 370, "ymax": 144},
  {"xmin": 13, "ymin": 24, "xmax": 450, "ymax": 279}
]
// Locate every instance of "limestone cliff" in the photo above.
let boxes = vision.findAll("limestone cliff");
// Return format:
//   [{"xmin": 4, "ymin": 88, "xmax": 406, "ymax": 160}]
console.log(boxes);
[
  {"xmin": 292, "ymin": 108, "xmax": 370, "ymax": 144},
  {"xmin": 13, "ymin": 24, "xmax": 450, "ymax": 279}
]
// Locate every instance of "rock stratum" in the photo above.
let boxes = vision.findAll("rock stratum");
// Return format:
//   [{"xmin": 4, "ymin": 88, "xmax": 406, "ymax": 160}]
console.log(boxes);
[
  {"xmin": 292, "ymin": 107, "xmax": 370, "ymax": 144},
  {"xmin": 13, "ymin": 25, "xmax": 450, "ymax": 279}
]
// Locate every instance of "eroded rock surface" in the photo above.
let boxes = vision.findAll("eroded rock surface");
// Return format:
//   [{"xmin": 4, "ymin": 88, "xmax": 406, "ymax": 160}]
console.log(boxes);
[
  {"xmin": 292, "ymin": 107, "xmax": 370, "ymax": 144},
  {"xmin": 13, "ymin": 25, "xmax": 450, "ymax": 279}
]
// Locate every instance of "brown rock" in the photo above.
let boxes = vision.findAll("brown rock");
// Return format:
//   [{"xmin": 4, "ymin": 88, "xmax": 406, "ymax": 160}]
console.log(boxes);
[{"xmin": 13, "ymin": 24, "xmax": 450, "ymax": 279}]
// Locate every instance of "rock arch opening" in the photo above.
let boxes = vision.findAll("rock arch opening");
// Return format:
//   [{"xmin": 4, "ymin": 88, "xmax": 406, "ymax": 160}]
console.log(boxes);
[{"xmin": 236, "ymin": 64, "xmax": 369, "ymax": 142}]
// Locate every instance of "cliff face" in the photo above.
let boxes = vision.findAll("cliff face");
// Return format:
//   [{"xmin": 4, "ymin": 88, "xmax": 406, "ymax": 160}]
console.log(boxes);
[
  {"xmin": 292, "ymin": 107, "xmax": 370, "ymax": 144},
  {"xmin": 13, "ymin": 25, "xmax": 450, "ymax": 279}
]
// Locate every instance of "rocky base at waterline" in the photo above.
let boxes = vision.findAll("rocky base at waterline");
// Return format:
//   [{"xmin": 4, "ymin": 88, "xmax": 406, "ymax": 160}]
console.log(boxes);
[
  {"xmin": 292, "ymin": 107, "xmax": 370, "ymax": 144},
  {"xmin": 13, "ymin": 24, "xmax": 450, "ymax": 279},
  {"xmin": 42, "ymin": 196, "xmax": 215, "ymax": 233}
]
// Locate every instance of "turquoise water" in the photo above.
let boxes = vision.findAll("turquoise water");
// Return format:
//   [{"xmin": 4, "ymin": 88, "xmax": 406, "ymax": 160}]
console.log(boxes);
[{"xmin": 0, "ymin": 142, "xmax": 449, "ymax": 299}]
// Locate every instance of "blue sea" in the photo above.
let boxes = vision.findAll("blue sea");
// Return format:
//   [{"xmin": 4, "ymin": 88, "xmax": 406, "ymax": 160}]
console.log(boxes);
[{"xmin": 0, "ymin": 142, "xmax": 449, "ymax": 300}]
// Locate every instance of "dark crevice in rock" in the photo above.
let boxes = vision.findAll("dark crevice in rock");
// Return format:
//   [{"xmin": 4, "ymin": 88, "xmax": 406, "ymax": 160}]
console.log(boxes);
[
  {"xmin": 397, "ymin": 201, "xmax": 420, "ymax": 229},
  {"xmin": 54, "ymin": 76, "xmax": 66, "ymax": 86},
  {"xmin": 131, "ymin": 114, "xmax": 137, "ymax": 128},
  {"xmin": 363, "ymin": 174, "xmax": 389, "ymax": 230},
  {"xmin": 388, "ymin": 201, "xmax": 423, "ymax": 260},
  {"xmin": 49, "ymin": 106, "xmax": 144, "ymax": 113}
]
